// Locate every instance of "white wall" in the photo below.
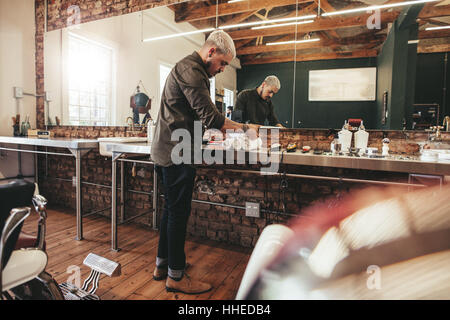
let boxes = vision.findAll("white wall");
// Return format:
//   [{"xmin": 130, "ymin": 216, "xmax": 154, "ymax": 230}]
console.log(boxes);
[
  {"xmin": 0, "ymin": 0, "xmax": 36, "ymax": 180},
  {"xmin": 44, "ymin": 5, "xmax": 239, "ymax": 126}
]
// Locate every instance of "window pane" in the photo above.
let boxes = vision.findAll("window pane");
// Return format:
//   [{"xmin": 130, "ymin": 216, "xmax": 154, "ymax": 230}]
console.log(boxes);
[
  {"xmin": 98, "ymin": 109, "xmax": 107, "ymax": 120},
  {"xmin": 79, "ymin": 107, "xmax": 90, "ymax": 120},
  {"xmin": 68, "ymin": 33, "xmax": 114, "ymax": 126},
  {"xmin": 209, "ymin": 78, "xmax": 215, "ymax": 103},
  {"xmin": 90, "ymin": 108, "xmax": 98, "ymax": 119},
  {"xmin": 69, "ymin": 105, "xmax": 79, "ymax": 118},
  {"xmin": 69, "ymin": 91, "xmax": 79, "ymax": 105},
  {"xmin": 160, "ymin": 64, "xmax": 173, "ymax": 99},
  {"xmin": 98, "ymin": 95, "xmax": 106, "ymax": 108},
  {"xmin": 89, "ymin": 95, "xmax": 96, "ymax": 107},
  {"xmin": 224, "ymin": 88, "xmax": 234, "ymax": 108},
  {"xmin": 79, "ymin": 93, "xmax": 90, "ymax": 107}
]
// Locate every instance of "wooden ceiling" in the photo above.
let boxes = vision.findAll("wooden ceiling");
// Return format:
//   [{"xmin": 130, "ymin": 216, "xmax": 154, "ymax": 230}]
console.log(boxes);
[{"xmin": 170, "ymin": 0, "xmax": 450, "ymax": 65}]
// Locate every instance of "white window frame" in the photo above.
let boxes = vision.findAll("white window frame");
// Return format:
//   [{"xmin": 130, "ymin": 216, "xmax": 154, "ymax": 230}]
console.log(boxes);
[
  {"xmin": 159, "ymin": 62, "xmax": 174, "ymax": 100},
  {"xmin": 209, "ymin": 77, "xmax": 216, "ymax": 105},
  {"xmin": 223, "ymin": 88, "xmax": 234, "ymax": 109},
  {"xmin": 65, "ymin": 31, "xmax": 116, "ymax": 126}
]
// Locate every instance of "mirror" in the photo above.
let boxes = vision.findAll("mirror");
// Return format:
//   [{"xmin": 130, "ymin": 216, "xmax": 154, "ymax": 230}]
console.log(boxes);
[
  {"xmin": 43, "ymin": 0, "xmax": 449, "ymax": 130},
  {"xmin": 292, "ymin": 1, "xmax": 449, "ymax": 130},
  {"xmin": 44, "ymin": 0, "xmax": 298, "ymax": 127},
  {"xmin": 44, "ymin": 1, "xmax": 221, "ymax": 126}
]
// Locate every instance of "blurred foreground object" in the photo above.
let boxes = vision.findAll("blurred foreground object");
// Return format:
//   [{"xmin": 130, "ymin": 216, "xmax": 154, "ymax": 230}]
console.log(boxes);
[{"xmin": 243, "ymin": 185, "xmax": 450, "ymax": 299}]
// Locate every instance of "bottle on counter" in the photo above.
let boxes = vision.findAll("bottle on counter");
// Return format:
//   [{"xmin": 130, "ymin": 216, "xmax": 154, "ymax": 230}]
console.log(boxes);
[
  {"xmin": 338, "ymin": 121, "xmax": 352, "ymax": 153},
  {"xmin": 147, "ymin": 119, "xmax": 155, "ymax": 144},
  {"xmin": 25, "ymin": 115, "xmax": 31, "ymax": 136},
  {"xmin": 331, "ymin": 133, "xmax": 342, "ymax": 155},
  {"xmin": 354, "ymin": 121, "xmax": 369, "ymax": 155},
  {"xmin": 20, "ymin": 116, "xmax": 30, "ymax": 136},
  {"xmin": 382, "ymin": 138, "xmax": 390, "ymax": 156},
  {"xmin": 20, "ymin": 121, "xmax": 26, "ymax": 136}
]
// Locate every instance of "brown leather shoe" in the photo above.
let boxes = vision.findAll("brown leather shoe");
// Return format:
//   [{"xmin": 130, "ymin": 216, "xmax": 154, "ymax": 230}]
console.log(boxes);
[
  {"xmin": 166, "ymin": 273, "xmax": 212, "ymax": 295},
  {"xmin": 153, "ymin": 263, "xmax": 191, "ymax": 281},
  {"xmin": 153, "ymin": 266, "xmax": 168, "ymax": 281}
]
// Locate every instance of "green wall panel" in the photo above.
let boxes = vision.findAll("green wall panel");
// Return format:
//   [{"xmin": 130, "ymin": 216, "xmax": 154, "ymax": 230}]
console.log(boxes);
[
  {"xmin": 237, "ymin": 61, "xmax": 295, "ymax": 127},
  {"xmin": 237, "ymin": 58, "xmax": 377, "ymax": 129}
]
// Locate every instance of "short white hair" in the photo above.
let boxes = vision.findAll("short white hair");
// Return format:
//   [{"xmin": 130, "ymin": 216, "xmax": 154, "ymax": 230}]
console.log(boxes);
[
  {"xmin": 263, "ymin": 75, "xmax": 281, "ymax": 90},
  {"xmin": 205, "ymin": 30, "xmax": 236, "ymax": 59}
]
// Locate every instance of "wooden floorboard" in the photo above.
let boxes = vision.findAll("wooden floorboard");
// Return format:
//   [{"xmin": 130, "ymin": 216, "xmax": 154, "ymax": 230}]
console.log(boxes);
[{"xmin": 21, "ymin": 207, "xmax": 251, "ymax": 300}]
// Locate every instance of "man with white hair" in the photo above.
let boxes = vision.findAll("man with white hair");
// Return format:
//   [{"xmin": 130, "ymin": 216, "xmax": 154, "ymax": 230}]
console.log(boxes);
[
  {"xmin": 235, "ymin": 75, "xmax": 284, "ymax": 128},
  {"xmin": 151, "ymin": 30, "xmax": 260, "ymax": 295}
]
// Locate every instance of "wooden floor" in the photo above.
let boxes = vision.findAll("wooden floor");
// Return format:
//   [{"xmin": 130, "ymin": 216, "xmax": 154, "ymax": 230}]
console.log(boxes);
[{"xmin": 21, "ymin": 208, "xmax": 251, "ymax": 300}]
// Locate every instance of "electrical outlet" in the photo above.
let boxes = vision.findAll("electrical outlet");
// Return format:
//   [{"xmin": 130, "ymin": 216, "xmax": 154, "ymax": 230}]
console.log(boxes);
[
  {"xmin": 245, "ymin": 202, "xmax": 260, "ymax": 218},
  {"xmin": 14, "ymin": 87, "xmax": 23, "ymax": 99}
]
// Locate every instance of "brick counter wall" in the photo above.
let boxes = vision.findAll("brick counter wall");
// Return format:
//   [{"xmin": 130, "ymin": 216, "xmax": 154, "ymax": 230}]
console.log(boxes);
[{"xmin": 36, "ymin": 126, "xmax": 436, "ymax": 248}]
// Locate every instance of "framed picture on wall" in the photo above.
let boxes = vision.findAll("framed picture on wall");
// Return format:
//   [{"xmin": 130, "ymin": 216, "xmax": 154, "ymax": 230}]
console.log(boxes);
[{"xmin": 309, "ymin": 67, "xmax": 377, "ymax": 101}]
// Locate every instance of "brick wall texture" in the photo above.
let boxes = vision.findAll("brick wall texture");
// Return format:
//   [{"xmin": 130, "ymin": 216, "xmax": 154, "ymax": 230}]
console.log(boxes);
[{"xmin": 37, "ymin": 126, "xmax": 444, "ymax": 248}]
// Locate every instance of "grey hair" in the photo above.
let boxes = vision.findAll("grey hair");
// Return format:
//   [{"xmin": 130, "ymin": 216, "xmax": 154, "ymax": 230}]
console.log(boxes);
[
  {"xmin": 264, "ymin": 75, "xmax": 281, "ymax": 90},
  {"xmin": 205, "ymin": 30, "xmax": 236, "ymax": 59}
]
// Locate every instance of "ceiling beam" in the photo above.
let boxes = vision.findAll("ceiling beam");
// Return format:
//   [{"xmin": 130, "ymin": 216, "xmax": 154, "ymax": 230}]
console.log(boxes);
[
  {"xmin": 228, "ymin": 11, "xmax": 400, "ymax": 40},
  {"xmin": 419, "ymin": 28, "xmax": 450, "ymax": 39},
  {"xmin": 240, "ymin": 49, "xmax": 378, "ymax": 65},
  {"xmin": 174, "ymin": 0, "xmax": 312, "ymax": 23},
  {"xmin": 418, "ymin": 43, "xmax": 450, "ymax": 53},
  {"xmin": 223, "ymin": 10, "xmax": 260, "ymax": 26},
  {"xmin": 314, "ymin": 0, "xmax": 340, "ymax": 39},
  {"xmin": 237, "ymin": 34, "xmax": 386, "ymax": 55},
  {"xmin": 419, "ymin": 4, "xmax": 450, "ymax": 19},
  {"xmin": 422, "ymin": 18, "xmax": 450, "ymax": 26},
  {"xmin": 227, "ymin": 4, "xmax": 450, "ymax": 41}
]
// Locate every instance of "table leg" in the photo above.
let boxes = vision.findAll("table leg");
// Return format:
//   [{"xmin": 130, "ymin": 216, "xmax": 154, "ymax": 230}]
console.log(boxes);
[
  {"xmin": 111, "ymin": 156, "xmax": 120, "ymax": 252},
  {"xmin": 75, "ymin": 150, "xmax": 83, "ymax": 240},
  {"xmin": 120, "ymin": 160, "xmax": 124, "ymax": 223},
  {"xmin": 17, "ymin": 145, "xmax": 22, "ymax": 177},
  {"xmin": 34, "ymin": 146, "xmax": 38, "ymax": 185}
]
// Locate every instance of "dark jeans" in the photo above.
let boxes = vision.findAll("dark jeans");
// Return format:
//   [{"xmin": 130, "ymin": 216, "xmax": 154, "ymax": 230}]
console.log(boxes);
[{"xmin": 156, "ymin": 164, "xmax": 196, "ymax": 271}]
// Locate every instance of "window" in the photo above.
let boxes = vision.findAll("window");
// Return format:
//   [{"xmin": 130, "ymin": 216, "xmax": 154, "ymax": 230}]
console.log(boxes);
[
  {"xmin": 224, "ymin": 88, "xmax": 234, "ymax": 109},
  {"xmin": 209, "ymin": 78, "xmax": 216, "ymax": 104},
  {"xmin": 67, "ymin": 33, "xmax": 114, "ymax": 125},
  {"xmin": 159, "ymin": 63, "xmax": 173, "ymax": 99}
]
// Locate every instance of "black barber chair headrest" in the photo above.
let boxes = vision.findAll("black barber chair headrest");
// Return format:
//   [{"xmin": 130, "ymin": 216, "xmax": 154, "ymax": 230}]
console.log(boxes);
[{"xmin": 0, "ymin": 180, "xmax": 35, "ymax": 269}]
